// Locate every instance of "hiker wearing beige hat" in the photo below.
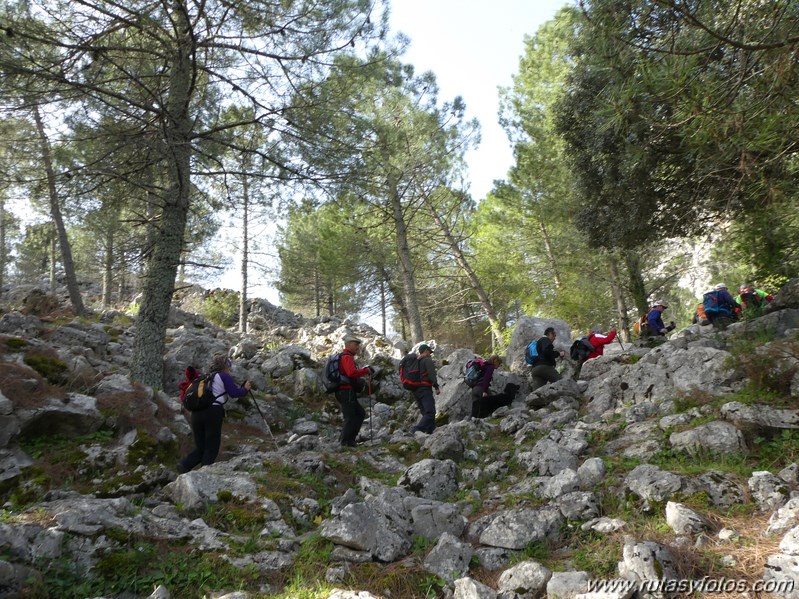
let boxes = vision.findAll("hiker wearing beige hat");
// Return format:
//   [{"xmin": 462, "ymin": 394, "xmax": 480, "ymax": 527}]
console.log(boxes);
[
  {"xmin": 335, "ymin": 333, "xmax": 374, "ymax": 447},
  {"xmin": 646, "ymin": 300, "xmax": 676, "ymax": 336}
]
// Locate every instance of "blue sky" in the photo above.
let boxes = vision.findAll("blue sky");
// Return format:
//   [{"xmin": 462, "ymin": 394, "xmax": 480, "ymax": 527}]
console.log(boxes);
[
  {"xmin": 389, "ymin": 0, "xmax": 571, "ymax": 200},
  {"xmin": 232, "ymin": 0, "xmax": 572, "ymax": 303}
]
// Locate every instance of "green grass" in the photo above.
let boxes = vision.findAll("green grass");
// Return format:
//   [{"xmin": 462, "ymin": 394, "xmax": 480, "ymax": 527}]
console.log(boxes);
[
  {"xmin": 5, "ymin": 337, "xmax": 27, "ymax": 350},
  {"xmin": 23, "ymin": 352, "xmax": 68, "ymax": 385},
  {"xmin": 27, "ymin": 542, "xmax": 261, "ymax": 599}
]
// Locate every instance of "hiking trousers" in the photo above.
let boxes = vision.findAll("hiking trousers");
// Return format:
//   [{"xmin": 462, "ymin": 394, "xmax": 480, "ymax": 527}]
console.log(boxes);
[
  {"xmin": 411, "ymin": 386, "xmax": 436, "ymax": 434},
  {"xmin": 335, "ymin": 387, "xmax": 365, "ymax": 446},
  {"xmin": 180, "ymin": 404, "xmax": 225, "ymax": 470},
  {"xmin": 530, "ymin": 364, "xmax": 560, "ymax": 391}
]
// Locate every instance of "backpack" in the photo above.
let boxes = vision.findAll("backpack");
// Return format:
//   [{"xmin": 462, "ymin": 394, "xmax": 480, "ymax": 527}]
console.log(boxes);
[
  {"xmin": 399, "ymin": 353, "xmax": 422, "ymax": 390},
  {"xmin": 182, "ymin": 371, "xmax": 222, "ymax": 411},
  {"xmin": 634, "ymin": 314, "xmax": 649, "ymax": 336},
  {"xmin": 569, "ymin": 336, "xmax": 595, "ymax": 362},
  {"xmin": 703, "ymin": 290, "xmax": 731, "ymax": 316},
  {"xmin": 322, "ymin": 353, "xmax": 344, "ymax": 393},
  {"xmin": 524, "ymin": 339, "xmax": 540, "ymax": 365},
  {"xmin": 464, "ymin": 357, "xmax": 485, "ymax": 387},
  {"xmin": 739, "ymin": 290, "xmax": 762, "ymax": 308}
]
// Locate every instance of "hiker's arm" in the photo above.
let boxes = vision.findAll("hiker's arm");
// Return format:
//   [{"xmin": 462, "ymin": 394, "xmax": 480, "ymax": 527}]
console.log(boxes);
[
  {"xmin": 340, "ymin": 353, "xmax": 370, "ymax": 379},
  {"xmin": 420, "ymin": 357, "xmax": 439, "ymax": 390},
  {"xmin": 481, "ymin": 363, "xmax": 495, "ymax": 395},
  {"xmin": 219, "ymin": 372, "xmax": 250, "ymax": 397},
  {"xmin": 594, "ymin": 330, "xmax": 616, "ymax": 346}
]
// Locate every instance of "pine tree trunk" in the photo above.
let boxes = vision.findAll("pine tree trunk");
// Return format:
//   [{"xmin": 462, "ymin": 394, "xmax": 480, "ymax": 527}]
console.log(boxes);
[
  {"xmin": 239, "ymin": 172, "xmax": 249, "ymax": 334},
  {"xmin": 424, "ymin": 196, "xmax": 505, "ymax": 349},
  {"xmin": 390, "ymin": 183, "xmax": 424, "ymax": 343},
  {"xmin": 379, "ymin": 279, "xmax": 387, "ymax": 337},
  {"xmin": 624, "ymin": 250, "xmax": 649, "ymax": 316},
  {"xmin": 539, "ymin": 220, "xmax": 563, "ymax": 288},
  {"xmin": 0, "ymin": 199, "xmax": 5, "ymax": 299},
  {"xmin": 130, "ymin": 8, "xmax": 193, "ymax": 388},
  {"xmin": 49, "ymin": 234, "xmax": 56, "ymax": 295},
  {"xmin": 608, "ymin": 254, "xmax": 630, "ymax": 341},
  {"xmin": 102, "ymin": 228, "xmax": 114, "ymax": 308},
  {"xmin": 33, "ymin": 106, "xmax": 86, "ymax": 316}
]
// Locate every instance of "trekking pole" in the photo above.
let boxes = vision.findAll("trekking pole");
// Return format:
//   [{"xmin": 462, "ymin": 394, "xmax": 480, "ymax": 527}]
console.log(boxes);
[
  {"xmin": 367, "ymin": 375, "xmax": 373, "ymax": 442},
  {"xmin": 249, "ymin": 390, "xmax": 279, "ymax": 449}
]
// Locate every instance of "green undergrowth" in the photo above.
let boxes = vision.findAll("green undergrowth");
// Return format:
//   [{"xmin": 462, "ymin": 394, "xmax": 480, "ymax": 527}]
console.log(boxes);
[
  {"xmin": 23, "ymin": 351, "xmax": 68, "ymax": 385},
  {"xmin": 5, "ymin": 336, "xmax": 27, "ymax": 351},
  {"xmin": 27, "ymin": 541, "xmax": 261, "ymax": 599}
]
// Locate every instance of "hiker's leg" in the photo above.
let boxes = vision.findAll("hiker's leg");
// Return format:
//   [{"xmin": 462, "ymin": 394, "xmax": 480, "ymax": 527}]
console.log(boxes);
[
  {"xmin": 336, "ymin": 388, "xmax": 362, "ymax": 446},
  {"xmin": 470, "ymin": 385, "xmax": 485, "ymax": 418},
  {"xmin": 200, "ymin": 405, "xmax": 225, "ymax": 465},
  {"xmin": 412, "ymin": 387, "xmax": 436, "ymax": 433},
  {"xmin": 538, "ymin": 365, "xmax": 560, "ymax": 384},
  {"xmin": 530, "ymin": 365, "xmax": 548, "ymax": 391},
  {"xmin": 180, "ymin": 411, "xmax": 207, "ymax": 471}
]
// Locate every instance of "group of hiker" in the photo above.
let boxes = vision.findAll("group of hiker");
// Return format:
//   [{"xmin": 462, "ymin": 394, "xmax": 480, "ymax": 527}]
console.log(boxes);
[
  {"xmin": 175, "ymin": 281, "xmax": 775, "ymax": 460},
  {"xmin": 691, "ymin": 283, "xmax": 773, "ymax": 329}
]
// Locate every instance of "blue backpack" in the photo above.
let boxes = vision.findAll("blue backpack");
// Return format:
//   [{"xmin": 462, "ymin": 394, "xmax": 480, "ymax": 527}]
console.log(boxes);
[
  {"xmin": 703, "ymin": 290, "xmax": 732, "ymax": 317},
  {"xmin": 524, "ymin": 339, "xmax": 540, "ymax": 365},
  {"xmin": 322, "ymin": 353, "xmax": 350, "ymax": 393},
  {"xmin": 464, "ymin": 358, "xmax": 485, "ymax": 387}
]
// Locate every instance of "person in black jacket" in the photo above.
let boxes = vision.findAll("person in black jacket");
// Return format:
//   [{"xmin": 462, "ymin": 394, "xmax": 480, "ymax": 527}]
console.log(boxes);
[
  {"xmin": 529, "ymin": 327, "xmax": 565, "ymax": 391},
  {"xmin": 410, "ymin": 344, "xmax": 440, "ymax": 434}
]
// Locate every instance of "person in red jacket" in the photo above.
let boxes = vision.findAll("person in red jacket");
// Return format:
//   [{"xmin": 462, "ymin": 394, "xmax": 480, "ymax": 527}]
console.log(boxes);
[
  {"xmin": 336, "ymin": 334, "xmax": 374, "ymax": 448},
  {"xmin": 573, "ymin": 327, "xmax": 618, "ymax": 379},
  {"xmin": 586, "ymin": 327, "xmax": 617, "ymax": 360}
]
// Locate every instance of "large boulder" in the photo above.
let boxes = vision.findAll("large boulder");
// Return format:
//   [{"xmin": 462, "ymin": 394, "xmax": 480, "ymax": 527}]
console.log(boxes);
[{"xmin": 507, "ymin": 317, "xmax": 571, "ymax": 372}]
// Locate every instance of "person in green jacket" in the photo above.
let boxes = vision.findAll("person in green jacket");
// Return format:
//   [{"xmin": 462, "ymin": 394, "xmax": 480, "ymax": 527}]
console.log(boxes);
[{"xmin": 735, "ymin": 283, "xmax": 773, "ymax": 319}]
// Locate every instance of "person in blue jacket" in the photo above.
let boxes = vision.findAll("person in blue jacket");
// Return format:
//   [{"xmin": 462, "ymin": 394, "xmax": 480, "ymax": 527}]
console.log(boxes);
[
  {"xmin": 704, "ymin": 283, "xmax": 739, "ymax": 330},
  {"xmin": 178, "ymin": 353, "xmax": 251, "ymax": 472},
  {"xmin": 646, "ymin": 300, "xmax": 675, "ymax": 337}
]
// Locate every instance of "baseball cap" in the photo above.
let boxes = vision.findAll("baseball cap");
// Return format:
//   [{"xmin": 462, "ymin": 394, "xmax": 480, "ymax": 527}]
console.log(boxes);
[{"xmin": 418, "ymin": 344, "xmax": 433, "ymax": 353}]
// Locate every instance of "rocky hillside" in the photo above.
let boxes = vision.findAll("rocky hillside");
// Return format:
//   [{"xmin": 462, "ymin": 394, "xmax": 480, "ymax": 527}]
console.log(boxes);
[{"xmin": 3, "ymin": 281, "xmax": 799, "ymax": 599}]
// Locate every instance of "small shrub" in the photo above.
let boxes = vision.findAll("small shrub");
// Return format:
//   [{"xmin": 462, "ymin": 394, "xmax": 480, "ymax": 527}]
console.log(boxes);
[
  {"xmin": 23, "ymin": 351, "xmax": 68, "ymax": 385},
  {"xmin": 200, "ymin": 291, "xmax": 240, "ymax": 327},
  {"xmin": 5, "ymin": 337, "xmax": 27, "ymax": 351}
]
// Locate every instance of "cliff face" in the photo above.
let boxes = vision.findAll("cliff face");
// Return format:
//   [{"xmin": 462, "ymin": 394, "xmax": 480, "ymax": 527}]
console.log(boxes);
[{"xmin": 2, "ymin": 280, "xmax": 799, "ymax": 599}]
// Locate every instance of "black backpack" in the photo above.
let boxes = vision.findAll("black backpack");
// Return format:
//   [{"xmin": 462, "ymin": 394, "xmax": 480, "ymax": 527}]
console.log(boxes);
[
  {"xmin": 182, "ymin": 371, "xmax": 223, "ymax": 411},
  {"xmin": 569, "ymin": 336, "xmax": 595, "ymax": 362},
  {"xmin": 739, "ymin": 290, "xmax": 762, "ymax": 308},
  {"xmin": 399, "ymin": 353, "xmax": 422, "ymax": 390}
]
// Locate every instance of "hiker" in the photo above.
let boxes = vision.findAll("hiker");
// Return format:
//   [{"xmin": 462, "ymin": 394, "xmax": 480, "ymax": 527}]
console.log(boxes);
[
  {"xmin": 177, "ymin": 354, "xmax": 251, "ymax": 473},
  {"xmin": 529, "ymin": 327, "xmax": 565, "ymax": 391},
  {"xmin": 584, "ymin": 327, "xmax": 617, "ymax": 360},
  {"xmin": 645, "ymin": 300, "xmax": 675, "ymax": 337},
  {"xmin": 571, "ymin": 327, "xmax": 617, "ymax": 379},
  {"xmin": 335, "ymin": 333, "xmax": 374, "ymax": 448},
  {"xmin": 736, "ymin": 283, "xmax": 773, "ymax": 320},
  {"xmin": 409, "ymin": 344, "xmax": 440, "ymax": 434},
  {"xmin": 703, "ymin": 283, "xmax": 738, "ymax": 330},
  {"xmin": 470, "ymin": 355, "xmax": 518, "ymax": 418}
]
